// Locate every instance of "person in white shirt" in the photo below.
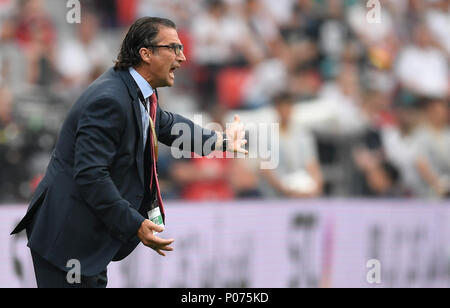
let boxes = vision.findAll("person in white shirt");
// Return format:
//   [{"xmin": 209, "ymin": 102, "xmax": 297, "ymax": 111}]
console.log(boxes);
[
  {"xmin": 260, "ymin": 91, "xmax": 323, "ymax": 198},
  {"xmin": 56, "ymin": 12, "xmax": 111, "ymax": 89},
  {"xmin": 395, "ymin": 23, "xmax": 449, "ymax": 98},
  {"xmin": 425, "ymin": 0, "xmax": 450, "ymax": 56}
]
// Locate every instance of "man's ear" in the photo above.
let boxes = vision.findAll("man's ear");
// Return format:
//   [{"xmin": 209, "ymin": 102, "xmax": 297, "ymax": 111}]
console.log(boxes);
[{"xmin": 139, "ymin": 47, "xmax": 152, "ymax": 65}]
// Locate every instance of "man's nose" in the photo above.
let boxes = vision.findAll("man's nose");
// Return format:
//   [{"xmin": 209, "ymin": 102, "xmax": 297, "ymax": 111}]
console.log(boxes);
[{"xmin": 177, "ymin": 50, "xmax": 186, "ymax": 63}]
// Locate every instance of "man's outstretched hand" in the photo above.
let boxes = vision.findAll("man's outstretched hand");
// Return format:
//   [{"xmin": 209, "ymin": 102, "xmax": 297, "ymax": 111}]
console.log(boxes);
[
  {"xmin": 137, "ymin": 219, "xmax": 174, "ymax": 256},
  {"xmin": 218, "ymin": 115, "xmax": 248, "ymax": 154}
]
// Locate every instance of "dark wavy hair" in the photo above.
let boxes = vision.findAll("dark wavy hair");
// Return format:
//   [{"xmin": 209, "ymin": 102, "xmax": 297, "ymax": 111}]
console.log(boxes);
[{"xmin": 114, "ymin": 17, "xmax": 176, "ymax": 70}]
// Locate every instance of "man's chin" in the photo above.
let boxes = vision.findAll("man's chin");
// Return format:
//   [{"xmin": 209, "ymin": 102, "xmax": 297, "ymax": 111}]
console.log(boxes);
[{"xmin": 157, "ymin": 80, "xmax": 174, "ymax": 88}]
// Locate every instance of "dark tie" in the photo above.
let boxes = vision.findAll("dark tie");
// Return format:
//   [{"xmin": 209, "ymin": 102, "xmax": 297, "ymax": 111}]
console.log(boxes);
[{"xmin": 148, "ymin": 92, "xmax": 165, "ymax": 223}]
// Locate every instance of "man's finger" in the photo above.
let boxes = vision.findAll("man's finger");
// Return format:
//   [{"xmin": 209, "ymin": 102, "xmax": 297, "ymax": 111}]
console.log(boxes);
[
  {"xmin": 155, "ymin": 249, "xmax": 166, "ymax": 256},
  {"xmin": 154, "ymin": 245, "xmax": 174, "ymax": 256},
  {"xmin": 152, "ymin": 225, "xmax": 164, "ymax": 233},
  {"xmin": 158, "ymin": 245, "xmax": 174, "ymax": 251},
  {"xmin": 148, "ymin": 236, "xmax": 175, "ymax": 247},
  {"xmin": 146, "ymin": 220, "xmax": 164, "ymax": 233}
]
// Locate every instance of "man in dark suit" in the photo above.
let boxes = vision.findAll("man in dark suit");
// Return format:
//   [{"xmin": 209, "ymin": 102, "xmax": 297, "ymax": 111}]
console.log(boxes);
[{"xmin": 11, "ymin": 17, "xmax": 247, "ymax": 288}]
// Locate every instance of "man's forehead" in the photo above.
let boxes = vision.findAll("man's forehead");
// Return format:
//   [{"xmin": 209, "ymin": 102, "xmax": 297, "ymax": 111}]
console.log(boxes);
[{"xmin": 155, "ymin": 27, "xmax": 181, "ymax": 44}]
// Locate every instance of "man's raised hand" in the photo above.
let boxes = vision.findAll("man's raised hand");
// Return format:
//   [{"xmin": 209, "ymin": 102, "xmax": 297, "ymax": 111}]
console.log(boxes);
[{"xmin": 225, "ymin": 115, "xmax": 248, "ymax": 155}]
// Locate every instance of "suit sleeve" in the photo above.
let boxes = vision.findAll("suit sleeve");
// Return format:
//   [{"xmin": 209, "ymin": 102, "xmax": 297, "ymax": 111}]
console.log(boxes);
[
  {"xmin": 73, "ymin": 97, "xmax": 145, "ymax": 244},
  {"xmin": 157, "ymin": 106, "xmax": 218, "ymax": 156}
]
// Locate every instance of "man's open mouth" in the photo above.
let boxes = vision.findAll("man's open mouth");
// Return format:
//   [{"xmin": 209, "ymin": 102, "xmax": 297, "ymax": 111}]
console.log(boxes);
[{"xmin": 169, "ymin": 66, "xmax": 179, "ymax": 78}]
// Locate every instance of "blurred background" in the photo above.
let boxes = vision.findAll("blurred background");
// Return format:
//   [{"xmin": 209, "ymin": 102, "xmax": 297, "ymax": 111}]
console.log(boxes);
[
  {"xmin": 1, "ymin": 0, "xmax": 450, "ymax": 288},
  {"xmin": 0, "ymin": 0, "xmax": 449, "ymax": 203}
]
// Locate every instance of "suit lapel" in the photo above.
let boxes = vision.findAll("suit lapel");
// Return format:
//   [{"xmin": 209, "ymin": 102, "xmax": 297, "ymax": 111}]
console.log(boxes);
[
  {"xmin": 132, "ymin": 97, "xmax": 145, "ymax": 188},
  {"xmin": 117, "ymin": 68, "xmax": 145, "ymax": 188}
]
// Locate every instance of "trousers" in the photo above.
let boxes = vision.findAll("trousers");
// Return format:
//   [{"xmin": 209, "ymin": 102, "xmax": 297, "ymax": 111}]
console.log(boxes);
[
  {"xmin": 30, "ymin": 249, "xmax": 108, "ymax": 288},
  {"xmin": 27, "ymin": 205, "xmax": 107, "ymax": 288}
]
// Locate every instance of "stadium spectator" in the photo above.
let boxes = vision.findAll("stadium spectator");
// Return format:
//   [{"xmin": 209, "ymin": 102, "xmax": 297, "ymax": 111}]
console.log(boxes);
[
  {"xmin": 289, "ymin": 64, "xmax": 322, "ymax": 102},
  {"xmin": 281, "ymin": 0, "xmax": 322, "ymax": 44},
  {"xmin": 317, "ymin": 0, "xmax": 354, "ymax": 79},
  {"xmin": 351, "ymin": 103, "xmax": 402, "ymax": 197},
  {"xmin": 242, "ymin": 48, "xmax": 290, "ymax": 108},
  {"xmin": 415, "ymin": 97, "xmax": 450, "ymax": 198},
  {"xmin": 425, "ymin": 0, "xmax": 450, "ymax": 56},
  {"xmin": 260, "ymin": 91, "xmax": 323, "ymax": 198},
  {"xmin": 0, "ymin": 18, "xmax": 27, "ymax": 90},
  {"xmin": 0, "ymin": 86, "xmax": 25, "ymax": 201},
  {"xmin": 395, "ymin": 23, "xmax": 449, "ymax": 98},
  {"xmin": 15, "ymin": 0, "xmax": 57, "ymax": 87},
  {"xmin": 56, "ymin": 12, "xmax": 111, "ymax": 90},
  {"xmin": 347, "ymin": 0, "xmax": 396, "ymax": 49},
  {"xmin": 381, "ymin": 90, "xmax": 424, "ymax": 197},
  {"xmin": 318, "ymin": 63, "xmax": 368, "ymax": 136},
  {"xmin": 241, "ymin": 0, "xmax": 281, "ymax": 60}
]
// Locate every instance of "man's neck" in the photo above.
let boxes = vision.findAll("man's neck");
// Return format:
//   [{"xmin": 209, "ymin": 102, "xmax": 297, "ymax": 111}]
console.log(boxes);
[{"xmin": 134, "ymin": 65, "xmax": 156, "ymax": 89}]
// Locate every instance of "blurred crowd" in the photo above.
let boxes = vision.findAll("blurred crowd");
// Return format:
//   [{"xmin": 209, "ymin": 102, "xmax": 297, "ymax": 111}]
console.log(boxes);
[{"xmin": 0, "ymin": 0, "xmax": 449, "ymax": 203}]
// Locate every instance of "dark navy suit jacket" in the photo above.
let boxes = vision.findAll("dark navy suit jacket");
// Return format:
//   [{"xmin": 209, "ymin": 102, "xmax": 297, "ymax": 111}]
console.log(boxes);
[{"xmin": 11, "ymin": 68, "xmax": 217, "ymax": 276}]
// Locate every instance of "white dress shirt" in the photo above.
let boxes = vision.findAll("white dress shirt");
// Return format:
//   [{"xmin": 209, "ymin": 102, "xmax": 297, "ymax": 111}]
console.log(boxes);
[{"xmin": 128, "ymin": 67, "xmax": 154, "ymax": 148}]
